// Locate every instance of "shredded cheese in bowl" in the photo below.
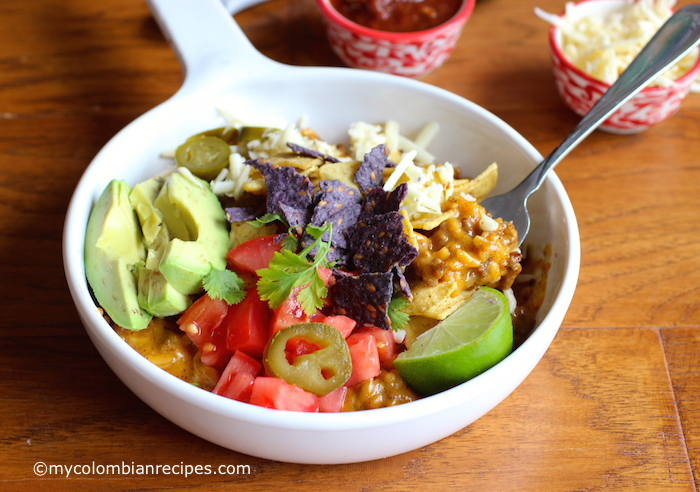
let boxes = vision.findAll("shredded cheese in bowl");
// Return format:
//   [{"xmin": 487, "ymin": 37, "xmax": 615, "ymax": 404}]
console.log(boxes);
[{"xmin": 536, "ymin": 0, "xmax": 700, "ymax": 89}]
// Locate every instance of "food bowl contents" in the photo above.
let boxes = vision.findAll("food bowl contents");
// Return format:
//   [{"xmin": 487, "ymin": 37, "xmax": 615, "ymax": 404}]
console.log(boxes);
[
  {"xmin": 330, "ymin": 0, "xmax": 463, "ymax": 32},
  {"xmin": 85, "ymin": 111, "xmax": 546, "ymax": 412},
  {"xmin": 536, "ymin": 0, "xmax": 700, "ymax": 87}
]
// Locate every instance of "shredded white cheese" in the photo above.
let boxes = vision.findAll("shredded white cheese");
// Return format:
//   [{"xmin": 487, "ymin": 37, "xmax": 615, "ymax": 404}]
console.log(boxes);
[
  {"xmin": 383, "ymin": 151, "xmax": 455, "ymax": 219},
  {"xmin": 393, "ymin": 329, "xmax": 407, "ymax": 344},
  {"xmin": 503, "ymin": 288, "xmax": 517, "ymax": 315},
  {"xmin": 210, "ymin": 152, "xmax": 250, "ymax": 200},
  {"xmin": 536, "ymin": 0, "xmax": 700, "ymax": 89}
]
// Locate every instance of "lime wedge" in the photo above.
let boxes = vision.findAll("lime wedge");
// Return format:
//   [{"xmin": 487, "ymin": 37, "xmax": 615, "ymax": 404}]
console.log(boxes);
[{"xmin": 394, "ymin": 286, "xmax": 513, "ymax": 395}]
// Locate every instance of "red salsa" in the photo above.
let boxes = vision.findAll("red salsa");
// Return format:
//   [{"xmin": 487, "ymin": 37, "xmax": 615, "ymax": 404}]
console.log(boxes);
[{"xmin": 330, "ymin": 0, "xmax": 462, "ymax": 33}]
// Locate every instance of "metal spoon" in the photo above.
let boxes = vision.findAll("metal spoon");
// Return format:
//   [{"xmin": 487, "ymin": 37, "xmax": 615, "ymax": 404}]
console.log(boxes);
[{"xmin": 480, "ymin": 5, "xmax": 700, "ymax": 246}]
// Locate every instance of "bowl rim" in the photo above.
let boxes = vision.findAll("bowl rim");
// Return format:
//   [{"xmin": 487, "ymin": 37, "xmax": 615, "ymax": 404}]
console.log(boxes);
[
  {"xmin": 548, "ymin": 0, "xmax": 700, "ymax": 92},
  {"xmin": 315, "ymin": 0, "xmax": 476, "ymax": 43}
]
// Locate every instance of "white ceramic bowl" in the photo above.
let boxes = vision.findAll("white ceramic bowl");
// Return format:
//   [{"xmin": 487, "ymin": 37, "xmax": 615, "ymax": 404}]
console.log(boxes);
[{"xmin": 63, "ymin": 0, "xmax": 580, "ymax": 464}]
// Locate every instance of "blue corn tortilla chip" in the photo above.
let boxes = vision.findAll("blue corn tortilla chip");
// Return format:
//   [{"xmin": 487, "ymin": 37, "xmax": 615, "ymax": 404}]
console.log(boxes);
[
  {"xmin": 317, "ymin": 179, "xmax": 362, "ymax": 206},
  {"xmin": 304, "ymin": 179, "xmax": 362, "ymax": 253},
  {"xmin": 354, "ymin": 144, "xmax": 388, "ymax": 193},
  {"xmin": 224, "ymin": 206, "xmax": 262, "ymax": 223},
  {"xmin": 392, "ymin": 264, "xmax": 412, "ymax": 299},
  {"xmin": 279, "ymin": 203, "xmax": 311, "ymax": 232},
  {"xmin": 347, "ymin": 211, "xmax": 418, "ymax": 273},
  {"xmin": 329, "ymin": 271, "xmax": 393, "ymax": 330},
  {"xmin": 360, "ymin": 182, "xmax": 407, "ymax": 220},
  {"xmin": 248, "ymin": 158, "xmax": 314, "ymax": 223},
  {"xmin": 301, "ymin": 202, "xmax": 360, "ymax": 249},
  {"xmin": 286, "ymin": 142, "xmax": 340, "ymax": 163}
]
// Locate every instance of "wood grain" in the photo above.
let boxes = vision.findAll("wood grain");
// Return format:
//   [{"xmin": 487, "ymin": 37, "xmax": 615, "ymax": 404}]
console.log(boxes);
[{"xmin": 1, "ymin": 0, "xmax": 699, "ymax": 489}]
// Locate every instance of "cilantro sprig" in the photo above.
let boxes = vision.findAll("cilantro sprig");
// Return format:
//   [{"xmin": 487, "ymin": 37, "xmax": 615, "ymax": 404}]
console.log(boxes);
[
  {"xmin": 388, "ymin": 295, "xmax": 410, "ymax": 330},
  {"xmin": 256, "ymin": 222, "xmax": 333, "ymax": 316},
  {"xmin": 248, "ymin": 213, "xmax": 299, "ymax": 251},
  {"xmin": 202, "ymin": 267, "xmax": 246, "ymax": 305},
  {"xmin": 249, "ymin": 213, "xmax": 284, "ymax": 229}
]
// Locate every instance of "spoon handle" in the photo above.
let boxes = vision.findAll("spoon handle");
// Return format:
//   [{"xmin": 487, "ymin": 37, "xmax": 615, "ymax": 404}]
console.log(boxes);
[{"xmin": 517, "ymin": 5, "xmax": 700, "ymax": 199}]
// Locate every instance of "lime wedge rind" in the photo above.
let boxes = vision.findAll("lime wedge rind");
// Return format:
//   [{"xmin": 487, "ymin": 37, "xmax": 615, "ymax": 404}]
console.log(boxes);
[{"xmin": 394, "ymin": 287, "xmax": 513, "ymax": 396}]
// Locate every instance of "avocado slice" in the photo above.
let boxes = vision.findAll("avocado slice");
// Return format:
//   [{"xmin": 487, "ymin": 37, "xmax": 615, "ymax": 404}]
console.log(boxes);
[
  {"xmin": 154, "ymin": 170, "xmax": 231, "ymax": 295},
  {"xmin": 136, "ymin": 265, "xmax": 192, "ymax": 317},
  {"xmin": 84, "ymin": 179, "xmax": 152, "ymax": 330},
  {"xmin": 129, "ymin": 177, "xmax": 165, "ymax": 248}
]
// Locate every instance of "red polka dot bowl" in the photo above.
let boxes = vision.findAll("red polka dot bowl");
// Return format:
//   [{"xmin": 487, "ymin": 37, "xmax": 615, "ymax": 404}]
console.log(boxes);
[
  {"xmin": 315, "ymin": 0, "xmax": 476, "ymax": 78},
  {"xmin": 548, "ymin": 0, "xmax": 700, "ymax": 134}
]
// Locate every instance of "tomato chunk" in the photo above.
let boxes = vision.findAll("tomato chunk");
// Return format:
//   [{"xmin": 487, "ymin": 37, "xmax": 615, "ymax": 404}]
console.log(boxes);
[
  {"xmin": 249, "ymin": 377, "xmax": 320, "ymax": 412},
  {"xmin": 285, "ymin": 337, "xmax": 321, "ymax": 364},
  {"xmin": 213, "ymin": 350, "xmax": 262, "ymax": 401},
  {"xmin": 270, "ymin": 291, "xmax": 308, "ymax": 337},
  {"xmin": 320, "ymin": 315, "xmax": 356, "ymax": 338},
  {"xmin": 220, "ymin": 373, "xmax": 256, "ymax": 403},
  {"xmin": 223, "ymin": 287, "xmax": 271, "ymax": 359},
  {"xmin": 318, "ymin": 386, "xmax": 348, "ymax": 413},
  {"xmin": 177, "ymin": 294, "xmax": 230, "ymax": 369},
  {"xmin": 269, "ymin": 267, "xmax": 335, "ymax": 337},
  {"xmin": 345, "ymin": 332, "xmax": 381, "ymax": 387},
  {"xmin": 356, "ymin": 326, "xmax": 397, "ymax": 370},
  {"xmin": 226, "ymin": 235, "xmax": 285, "ymax": 274}
]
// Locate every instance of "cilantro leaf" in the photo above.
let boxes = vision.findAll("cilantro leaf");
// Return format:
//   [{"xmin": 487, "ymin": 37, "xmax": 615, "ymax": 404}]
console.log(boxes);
[
  {"xmin": 249, "ymin": 213, "xmax": 286, "ymax": 229},
  {"xmin": 296, "ymin": 269, "xmax": 328, "ymax": 315},
  {"xmin": 202, "ymin": 267, "xmax": 246, "ymax": 305},
  {"xmin": 280, "ymin": 233, "xmax": 299, "ymax": 252},
  {"xmin": 257, "ymin": 223, "xmax": 333, "ymax": 316},
  {"xmin": 388, "ymin": 296, "xmax": 410, "ymax": 330}
]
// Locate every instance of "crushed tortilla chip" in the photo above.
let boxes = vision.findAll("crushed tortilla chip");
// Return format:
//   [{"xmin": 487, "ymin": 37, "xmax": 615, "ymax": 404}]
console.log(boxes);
[
  {"xmin": 243, "ymin": 178, "xmax": 266, "ymax": 194},
  {"xmin": 229, "ymin": 221, "xmax": 277, "ymax": 249},
  {"xmin": 267, "ymin": 153, "xmax": 323, "ymax": 171},
  {"xmin": 453, "ymin": 162, "xmax": 498, "ymax": 200},
  {"xmin": 318, "ymin": 161, "xmax": 360, "ymax": 190},
  {"xmin": 402, "ymin": 315, "xmax": 438, "ymax": 349},
  {"xmin": 402, "ymin": 281, "xmax": 475, "ymax": 320},
  {"xmin": 410, "ymin": 209, "xmax": 458, "ymax": 231}
]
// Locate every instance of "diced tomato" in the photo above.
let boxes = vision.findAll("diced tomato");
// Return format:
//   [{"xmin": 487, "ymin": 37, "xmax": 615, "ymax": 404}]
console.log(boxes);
[
  {"xmin": 270, "ymin": 291, "xmax": 308, "ymax": 337},
  {"xmin": 320, "ymin": 315, "xmax": 356, "ymax": 338},
  {"xmin": 213, "ymin": 350, "xmax": 262, "ymax": 400},
  {"xmin": 317, "ymin": 266, "xmax": 333, "ymax": 284},
  {"xmin": 284, "ymin": 337, "xmax": 321, "ymax": 364},
  {"xmin": 220, "ymin": 373, "xmax": 256, "ymax": 403},
  {"xmin": 269, "ymin": 267, "xmax": 336, "ymax": 337},
  {"xmin": 223, "ymin": 287, "xmax": 271, "ymax": 359},
  {"xmin": 177, "ymin": 294, "xmax": 230, "ymax": 369},
  {"xmin": 309, "ymin": 311, "xmax": 327, "ymax": 322},
  {"xmin": 345, "ymin": 332, "xmax": 381, "ymax": 387},
  {"xmin": 249, "ymin": 377, "xmax": 319, "ymax": 412},
  {"xmin": 356, "ymin": 326, "xmax": 397, "ymax": 370},
  {"xmin": 226, "ymin": 235, "xmax": 285, "ymax": 274},
  {"xmin": 318, "ymin": 386, "xmax": 347, "ymax": 413}
]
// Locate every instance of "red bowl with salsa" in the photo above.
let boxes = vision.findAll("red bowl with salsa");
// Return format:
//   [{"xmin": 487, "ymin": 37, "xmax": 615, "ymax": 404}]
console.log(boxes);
[{"xmin": 316, "ymin": 0, "xmax": 476, "ymax": 77}]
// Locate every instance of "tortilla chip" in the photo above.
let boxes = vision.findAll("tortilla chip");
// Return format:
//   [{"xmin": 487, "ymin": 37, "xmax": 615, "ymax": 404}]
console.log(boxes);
[
  {"xmin": 318, "ymin": 161, "xmax": 360, "ymax": 190},
  {"xmin": 229, "ymin": 221, "xmax": 277, "ymax": 249},
  {"xmin": 411, "ymin": 209, "xmax": 458, "ymax": 231},
  {"xmin": 299, "ymin": 166, "xmax": 320, "ymax": 180},
  {"xmin": 402, "ymin": 281, "xmax": 474, "ymax": 320},
  {"xmin": 400, "ymin": 209, "xmax": 419, "ymax": 251},
  {"xmin": 402, "ymin": 315, "xmax": 438, "ymax": 349},
  {"xmin": 454, "ymin": 162, "xmax": 498, "ymax": 200},
  {"xmin": 244, "ymin": 178, "xmax": 266, "ymax": 194},
  {"xmin": 268, "ymin": 153, "xmax": 323, "ymax": 171}
]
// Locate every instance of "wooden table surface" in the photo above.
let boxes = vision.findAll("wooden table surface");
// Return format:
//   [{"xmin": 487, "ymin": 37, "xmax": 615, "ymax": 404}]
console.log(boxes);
[{"xmin": 2, "ymin": 0, "xmax": 699, "ymax": 490}]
